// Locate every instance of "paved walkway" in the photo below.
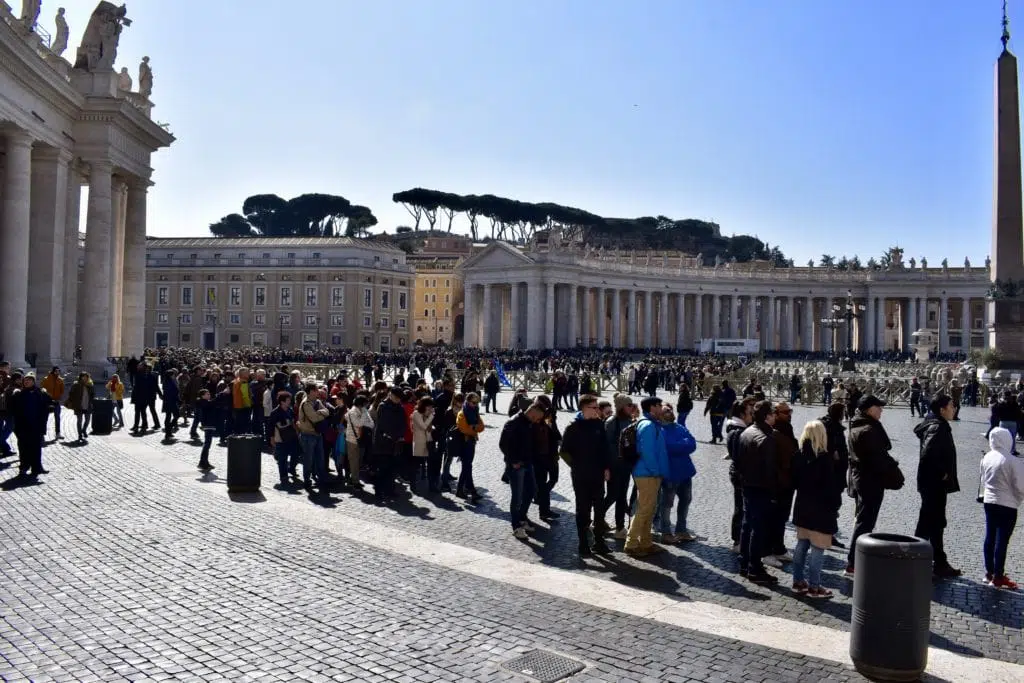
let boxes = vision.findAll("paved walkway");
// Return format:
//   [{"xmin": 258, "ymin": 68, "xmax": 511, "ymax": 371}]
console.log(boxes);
[{"xmin": 0, "ymin": 392, "xmax": 1021, "ymax": 682}]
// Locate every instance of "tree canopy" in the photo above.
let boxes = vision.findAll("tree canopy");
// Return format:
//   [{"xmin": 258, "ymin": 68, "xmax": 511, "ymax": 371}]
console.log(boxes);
[
  {"xmin": 209, "ymin": 193, "xmax": 378, "ymax": 238},
  {"xmin": 392, "ymin": 187, "xmax": 787, "ymax": 266}
]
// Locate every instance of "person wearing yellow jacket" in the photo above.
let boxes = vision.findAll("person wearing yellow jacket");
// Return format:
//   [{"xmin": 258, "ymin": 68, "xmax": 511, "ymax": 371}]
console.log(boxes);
[
  {"xmin": 40, "ymin": 367, "xmax": 65, "ymax": 440},
  {"xmin": 106, "ymin": 375, "xmax": 126, "ymax": 428},
  {"xmin": 455, "ymin": 392, "xmax": 485, "ymax": 503}
]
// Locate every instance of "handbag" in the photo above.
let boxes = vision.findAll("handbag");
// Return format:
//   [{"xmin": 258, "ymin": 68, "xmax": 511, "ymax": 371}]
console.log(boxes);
[{"xmin": 882, "ymin": 455, "xmax": 905, "ymax": 491}]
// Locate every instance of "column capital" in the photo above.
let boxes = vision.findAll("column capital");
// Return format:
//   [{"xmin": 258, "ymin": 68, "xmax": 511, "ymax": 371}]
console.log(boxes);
[
  {"xmin": 31, "ymin": 146, "xmax": 73, "ymax": 164},
  {"xmin": 2, "ymin": 127, "xmax": 34, "ymax": 148},
  {"xmin": 125, "ymin": 175, "xmax": 153, "ymax": 191},
  {"xmin": 83, "ymin": 159, "xmax": 114, "ymax": 177}
]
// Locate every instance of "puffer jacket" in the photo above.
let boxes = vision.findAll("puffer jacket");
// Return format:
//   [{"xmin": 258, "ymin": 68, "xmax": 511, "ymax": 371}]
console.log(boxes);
[
  {"xmin": 633, "ymin": 414, "xmax": 670, "ymax": 478},
  {"xmin": 663, "ymin": 421, "xmax": 697, "ymax": 484},
  {"xmin": 914, "ymin": 416, "xmax": 960, "ymax": 496}
]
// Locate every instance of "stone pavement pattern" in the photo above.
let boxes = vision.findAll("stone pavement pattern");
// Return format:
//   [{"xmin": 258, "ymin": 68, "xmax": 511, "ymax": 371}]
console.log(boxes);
[
  {"xmin": 133, "ymin": 391, "xmax": 1022, "ymax": 664},
  {"xmin": 0, "ymin": 413, "xmax": 869, "ymax": 683}
]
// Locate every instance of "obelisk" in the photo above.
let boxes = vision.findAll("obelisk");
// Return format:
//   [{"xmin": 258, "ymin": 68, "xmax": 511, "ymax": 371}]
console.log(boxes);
[{"xmin": 989, "ymin": 1, "xmax": 1024, "ymax": 359}]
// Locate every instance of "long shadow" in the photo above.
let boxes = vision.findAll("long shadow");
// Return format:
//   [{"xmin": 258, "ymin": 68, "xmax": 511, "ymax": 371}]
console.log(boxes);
[
  {"xmin": 229, "ymin": 490, "xmax": 268, "ymax": 504},
  {"xmin": 931, "ymin": 580, "xmax": 1023, "ymax": 630},
  {"xmin": 1, "ymin": 474, "xmax": 43, "ymax": 490}
]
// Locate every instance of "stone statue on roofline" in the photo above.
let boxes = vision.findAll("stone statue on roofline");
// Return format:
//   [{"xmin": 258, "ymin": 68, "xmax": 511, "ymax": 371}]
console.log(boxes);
[
  {"xmin": 986, "ymin": 255, "xmax": 991, "ymax": 270},
  {"xmin": 941, "ymin": 257, "xmax": 948, "ymax": 272},
  {"xmin": 74, "ymin": 2, "xmax": 132, "ymax": 72},
  {"xmin": 20, "ymin": 0, "xmax": 41, "ymax": 33},
  {"xmin": 118, "ymin": 66, "xmax": 131, "ymax": 91},
  {"xmin": 695, "ymin": 252, "xmax": 703, "ymax": 267},
  {"xmin": 964, "ymin": 256, "xmax": 971, "ymax": 270},
  {"xmin": 921, "ymin": 257, "xmax": 927, "ymax": 269},
  {"xmin": 909, "ymin": 257, "xmax": 916, "ymax": 269},
  {"xmin": 51, "ymin": 7, "xmax": 69, "ymax": 56},
  {"xmin": 138, "ymin": 55, "xmax": 153, "ymax": 97}
]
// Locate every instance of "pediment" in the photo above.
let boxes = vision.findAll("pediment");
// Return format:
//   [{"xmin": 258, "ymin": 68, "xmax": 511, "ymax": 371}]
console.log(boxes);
[{"xmin": 459, "ymin": 243, "xmax": 535, "ymax": 271}]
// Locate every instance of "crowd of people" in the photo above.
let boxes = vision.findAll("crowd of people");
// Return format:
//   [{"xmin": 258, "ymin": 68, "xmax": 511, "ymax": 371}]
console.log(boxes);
[{"xmin": 1, "ymin": 345, "xmax": 1021, "ymax": 597}]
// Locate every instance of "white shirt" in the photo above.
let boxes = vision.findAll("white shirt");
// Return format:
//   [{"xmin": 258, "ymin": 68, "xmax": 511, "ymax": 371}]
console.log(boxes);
[{"xmin": 980, "ymin": 451, "xmax": 1024, "ymax": 509}]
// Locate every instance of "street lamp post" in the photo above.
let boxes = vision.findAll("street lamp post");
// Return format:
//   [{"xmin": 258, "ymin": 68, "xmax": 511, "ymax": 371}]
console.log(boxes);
[{"xmin": 820, "ymin": 289, "xmax": 866, "ymax": 367}]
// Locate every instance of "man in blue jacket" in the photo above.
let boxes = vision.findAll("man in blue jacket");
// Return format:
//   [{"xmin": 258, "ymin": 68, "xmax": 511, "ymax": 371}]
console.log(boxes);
[{"xmin": 625, "ymin": 396, "xmax": 670, "ymax": 557}]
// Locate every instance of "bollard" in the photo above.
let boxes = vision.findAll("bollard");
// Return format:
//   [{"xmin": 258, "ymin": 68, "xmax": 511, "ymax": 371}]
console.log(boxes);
[
  {"xmin": 850, "ymin": 532, "xmax": 933, "ymax": 681},
  {"xmin": 226, "ymin": 434, "xmax": 262, "ymax": 493}
]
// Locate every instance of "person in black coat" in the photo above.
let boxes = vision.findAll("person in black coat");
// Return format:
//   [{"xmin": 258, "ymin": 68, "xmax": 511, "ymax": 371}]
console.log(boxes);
[
  {"xmin": 913, "ymin": 394, "xmax": 962, "ymax": 579},
  {"xmin": 130, "ymin": 364, "xmax": 162, "ymax": 432},
  {"xmin": 736, "ymin": 400, "xmax": 779, "ymax": 584},
  {"xmin": 10, "ymin": 373, "xmax": 50, "ymax": 477},
  {"xmin": 483, "ymin": 372, "xmax": 500, "ymax": 413},
  {"xmin": 499, "ymin": 403, "xmax": 544, "ymax": 537},
  {"xmin": 561, "ymin": 395, "xmax": 614, "ymax": 557},
  {"xmin": 845, "ymin": 395, "xmax": 898, "ymax": 572},
  {"xmin": 372, "ymin": 387, "xmax": 407, "ymax": 502},
  {"xmin": 428, "ymin": 380, "xmax": 454, "ymax": 492},
  {"xmin": 820, "ymin": 402, "xmax": 849, "ymax": 548},
  {"xmin": 791, "ymin": 421, "xmax": 837, "ymax": 598}
]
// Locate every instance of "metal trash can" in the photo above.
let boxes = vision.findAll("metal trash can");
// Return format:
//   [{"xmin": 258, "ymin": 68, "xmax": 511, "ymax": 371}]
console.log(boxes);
[
  {"xmin": 850, "ymin": 532, "xmax": 933, "ymax": 681},
  {"xmin": 226, "ymin": 434, "xmax": 262, "ymax": 493},
  {"xmin": 91, "ymin": 398, "xmax": 114, "ymax": 435}
]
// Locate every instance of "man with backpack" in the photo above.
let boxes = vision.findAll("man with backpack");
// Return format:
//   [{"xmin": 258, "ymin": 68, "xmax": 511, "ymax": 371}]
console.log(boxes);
[
  {"xmin": 623, "ymin": 396, "xmax": 670, "ymax": 557},
  {"xmin": 600, "ymin": 394, "xmax": 636, "ymax": 539}
]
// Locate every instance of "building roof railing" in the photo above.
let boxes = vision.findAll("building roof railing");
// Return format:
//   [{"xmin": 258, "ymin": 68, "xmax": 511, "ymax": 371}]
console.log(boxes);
[{"xmin": 146, "ymin": 256, "xmax": 414, "ymax": 273}]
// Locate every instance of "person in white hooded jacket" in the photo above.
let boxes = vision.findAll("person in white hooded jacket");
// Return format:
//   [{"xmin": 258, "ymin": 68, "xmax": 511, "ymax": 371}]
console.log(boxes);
[{"xmin": 979, "ymin": 427, "xmax": 1024, "ymax": 589}]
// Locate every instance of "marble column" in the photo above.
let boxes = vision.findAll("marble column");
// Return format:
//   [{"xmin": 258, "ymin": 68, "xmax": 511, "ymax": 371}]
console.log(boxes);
[
  {"xmin": 80, "ymin": 160, "xmax": 114, "ymax": 366},
  {"xmin": 983, "ymin": 299, "xmax": 991, "ymax": 349},
  {"xmin": 544, "ymin": 282, "xmax": 555, "ymax": 348},
  {"xmin": 918, "ymin": 297, "xmax": 928, "ymax": 333},
  {"xmin": 0, "ymin": 130, "xmax": 34, "ymax": 365},
  {"xmin": 803, "ymin": 297, "xmax": 814, "ymax": 352},
  {"xmin": 907, "ymin": 297, "xmax": 918, "ymax": 349},
  {"xmin": 107, "ymin": 178, "xmax": 127, "ymax": 355},
  {"xmin": 567, "ymin": 284, "xmax": 578, "ymax": 347},
  {"xmin": 938, "ymin": 297, "xmax": 949, "ymax": 353},
  {"xmin": 509, "ymin": 283, "xmax": 520, "ymax": 348},
  {"xmin": 675, "ymin": 293, "xmax": 685, "ymax": 349},
  {"xmin": 643, "ymin": 290, "xmax": 653, "ymax": 348},
  {"xmin": 627, "ymin": 292, "xmax": 637, "ymax": 348},
  {"xmin": 611, "ymin": 290, "xmax": 622, "ymax": 349},
  {"xmin": 658, "ymin": 291, "xmax": 669, "ymax": 347},
  {"xmin": 693, "ymin": 294, "xmax": 703, "ymax": 346},
  {"xmin": 766, "ymin": 296, "xmax": 776, "ymax": 351},
  {"xmin": 711, "ymin": 295, "xmax": 721, "ymax": 338},
  {"xmin": 582, "ymin": 287, "xmax": 592, "ymax": 347},
  {"xmin": 526, "ymin": 282, "xmax": 540, "ymax": 349},
  {"xmin": 596, "ymin": 289, "xmax": 607, "ymax": 347},
  {"xmin": 120, "ymin": 179, "xmax": 148, "ymax": 356},
  {"xmin": 865, "ymin": 295, "xmax": 876, "ymax": 353},
  {"xmin": 730, "ymin": 295, "xmax": 740, "ymax": 338},
  {"xmin": 960, "ymin": 298, "xmax": 971, "ymax": 351},
  {"xmin": 62, "ymin": 165, "xmax": 83, "ymax": 360},
  {"xmin": 746, "ymin": 296, "xmax": 757, "ymax": 339},
  {"xmin": 481, "ymin": 283, "xmax": 493, "ymax": 348},
  {"xmin": 463, "ymin": 284, "xmax": 476, "ymax": 347},
  {"xmin": 785, "ymin": 298, "xmax": 796, "ymax": 351},
  {"xmin": 26, "ymin": 147, "xmax": 71, "ymax": 365}
]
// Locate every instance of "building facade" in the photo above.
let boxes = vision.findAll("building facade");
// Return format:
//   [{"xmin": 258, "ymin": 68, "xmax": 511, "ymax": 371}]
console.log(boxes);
[
  {"xmin": 406, "ymin": 234, "xmax": 473, "ymax": 345},
  {"xmin": 459, "ymin": 242, "xmax": 991, "ymax": 353},
  {"xmin": 0, "ymin": 5, "xmax": 173, "ymax": 371},
  {"xmin": 144, "ymin": 237, "xmax": 414, "ymax": 352}
]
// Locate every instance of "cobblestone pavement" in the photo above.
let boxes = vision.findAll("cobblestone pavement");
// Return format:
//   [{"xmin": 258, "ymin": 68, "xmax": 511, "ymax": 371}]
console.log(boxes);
[
  {"xmin": 0, "ymin": 391, "xmax": 1019, "ymax": 680},
  {"xmin": 0, "ymin": 409, "xmax": 879, "ymax": 682}
]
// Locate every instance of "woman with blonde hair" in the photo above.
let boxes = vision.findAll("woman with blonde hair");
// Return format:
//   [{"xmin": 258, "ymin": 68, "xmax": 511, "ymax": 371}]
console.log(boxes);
[
  {"xmin": 790, "ymin": 419, "xmax": 837, "ymax": 598},
  {"xmin": 106, "ymin": 374, "xmax": 126, "ymax": 428}
]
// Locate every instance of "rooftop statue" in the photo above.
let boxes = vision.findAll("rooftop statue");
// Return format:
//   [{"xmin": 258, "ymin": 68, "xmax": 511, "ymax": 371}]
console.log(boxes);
[
  {"xmin": 909, "ymin": 257, "xmax": 916, "ymax": 269},
  {"xmin": 941, "ymin": 257, "xmax": 948, "ymax": 271},
  {"xmin": 117, "ymin": 66, "xmax": 131, "ymax": 91},
  {"xmin": 964, "ymin": 256, "xmax": 971, "ymax": 270},
  {"xmin": 74, "ymin": 2, "xmax": 132, "ymax": 72},
  {"xmin": 138, "ymin": 55, "xmax": 153, "ymax": 97},
  {"xmin": 51, "ymin": 7, "xmax": 69, "ymax": 56},
  {"xmin": 921, "ymin": 257, "xmax": 927, "ymax": 268},
  {"xmin": 20, "ymin": 0, "xmax": 41, "ymax": 32}
]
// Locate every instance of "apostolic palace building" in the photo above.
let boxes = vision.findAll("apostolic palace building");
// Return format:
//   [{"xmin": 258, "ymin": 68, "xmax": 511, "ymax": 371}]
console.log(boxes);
[{"xmin": 458, "ymin": 239, "xmax": 992, "ymax": 354}]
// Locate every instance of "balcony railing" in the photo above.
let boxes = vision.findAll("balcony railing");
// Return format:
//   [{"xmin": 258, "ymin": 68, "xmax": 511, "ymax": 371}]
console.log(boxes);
[{"xmin": 148, "ymin": 256, "xmax": 413, "ymax": 273}]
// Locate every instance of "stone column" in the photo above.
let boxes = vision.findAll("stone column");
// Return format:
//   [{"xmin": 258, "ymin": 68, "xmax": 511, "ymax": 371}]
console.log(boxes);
[
  {"xmin": 907, "ymin": 296, "xmax": 918, "ymax": 343},
  {"xmin": 785, "ymin": 297, "xmax": 796, "ymax": 351},
  {"xmin": 596, "ymin": 289, "xmax": 607, "ymax": 347},
  {"xmin": 765, "ymin": 296, "xmax": 776, "ymax": 351},
  {"xmin": 918, "ymin": 297, "xmax": 928, "ymax": 333},
  {"xmin": 865, "ymin": 295, "xmax": 876, "ymax": 353},
  {"xmin": 658, "ymin": 291, "xmax": 669, "ymax": 347},
  {"xmin": 627, "ymin": 292, "xmax": 637, "ymax": 348},
  {"xmin": 611, "ymin": 289, "xmax": 622, "ymax": 348},
  {"xmin": 938, "ymin": 296, "xmax": 949, "ymax": 353},
  {"xmin": 481, "ymin": 283, "xmax": 493, "ymax": 348},
  {"xmin": 567, "ymin": 284, "xmax": 578, "ymax": 347},
  {"xmin": 581, "ymin": 287, "xmax": 592, "ymax": 347},
  {"xmin": 80, "ymin": 160, "xmax": 114, "ymax": 368},
  {"xmin": 710, "ymin": 295, "xmax": 721, "ymax": 338},
  {"xmin": 675, "ymin": 293, "xmax": 686, "ymax": 349},
  {"xmin": 643, "ymin": 290, "xmax": 653, "ymax": 348},
  {"xmin": 746, "ymin": 296, "xmax": 757, "ymax": 339},
  {"xmin": 463, "ymin": 284, "xmax": 476, "ymax": 347},
  {"xmin": 525, "ymin": 281, "xmax": 540, "ymax": 349},
  {"xmin": 693, "ymin": 294, "xmax": 703, "ymax": 347},
  {"xmin": 0, "ymin": 130, "xmax": 33, "ymax": 366},
  {"xmin": 26, "ymin": 147, "xmax": 71, "ymax": 366},
  {"xmin": 509, "ymin": 282, "xmax": 520, "ymax": 348},
  {"xmin": 803, "ymin": 297, "xmax": 814, "ymax": 352},
  {"xmin": 120, "ymin": 179, "xmax": 148, "ymax": 356},
  {"xmin": 730, "ymin": 295, "xmax": 740, "ymax": 337},
  {"xmin": 62, "ymin": 165, "xmax": 83, "ymax": 360},
  {"xmin": 960, "ymin": 298, "xmax": 971, "ymax": 352},
  {"xmin": 107, "ymin": 178, "xmax": 127, "ymax": 355},
  {"xmin": 983, "ymin": 299, "xmax": 991, "ymax": 349},
  {"xmin": 544, "ymin": 282, "xmax": 556, "ymax": 348}
]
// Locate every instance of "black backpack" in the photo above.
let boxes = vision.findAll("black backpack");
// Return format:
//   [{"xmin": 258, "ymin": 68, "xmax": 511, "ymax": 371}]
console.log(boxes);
[{"xmin": 618, "ymin": 420, "xmax": 641, "ymax": 468}]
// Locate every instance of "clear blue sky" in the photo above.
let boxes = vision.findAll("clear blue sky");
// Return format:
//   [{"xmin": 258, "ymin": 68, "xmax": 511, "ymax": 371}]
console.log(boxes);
[{"xmin": 54, "ymin": 0, "xmax": 1015, "ymax": 265}]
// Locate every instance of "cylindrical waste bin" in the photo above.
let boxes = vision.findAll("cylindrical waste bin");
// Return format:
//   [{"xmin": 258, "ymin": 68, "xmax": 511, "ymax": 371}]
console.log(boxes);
[
  {"xmin": 227, "ymin": 434, "xmax": 262, "ymax": 493},
  {"xmin": 91, "ymin": 398, "xmax": 114, "ymax": 435},
  {"xmin": 850, "ymin": 533, "xmax": 932, "ymax": 681}
]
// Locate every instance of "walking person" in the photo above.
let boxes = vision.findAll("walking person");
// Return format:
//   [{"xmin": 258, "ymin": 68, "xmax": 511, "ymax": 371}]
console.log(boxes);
[
  {"xmin": 913, "ymin": 394, "xmax": 963, "ymax": 579},
  {"xmin": 66, "ymin": 372, "xmax": 96, "ymax": 442},
  {"xmin": 790, "ymin": 420, "xmax": 837, "ymax": 598},
  {"xmin": 979, "ymin": 427, "xmax": 1024, "ymax": 589},
  {"xmin": 194, "ymin": 389, "xmax": 217, "ymax": 471}
]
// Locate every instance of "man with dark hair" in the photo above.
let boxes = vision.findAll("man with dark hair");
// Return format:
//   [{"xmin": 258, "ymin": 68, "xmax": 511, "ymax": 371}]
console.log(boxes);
[
  {"xmin": 846, "ymin": 395, "xmax": 897, "ymax": 574},
  {"xmin": 725, "ymin": 398, "xmax": 755, "ymax": 551},
  {"xmin": 914, "ymin": 394, "xmax": 962, "ymax": 579},
  {"xmin": 561, "ymin": 395, "xmax": 614, "ymax": 557},
  {"xmin": 736, "ymin": 400, "xmax": 778, "ymax": 584},
  {"xmin": 500, "ymin": 402, "xmax": 544, "ymax": 539},
  {"xmin": 625, "ymin": 396, "xmax": 669, "ymax": 556}
]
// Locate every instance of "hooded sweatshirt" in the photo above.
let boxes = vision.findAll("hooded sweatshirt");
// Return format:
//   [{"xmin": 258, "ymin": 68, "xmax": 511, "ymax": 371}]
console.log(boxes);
[{"xmin": 980, "ymin": 427, "xmax": 1024, "ymax": 509}]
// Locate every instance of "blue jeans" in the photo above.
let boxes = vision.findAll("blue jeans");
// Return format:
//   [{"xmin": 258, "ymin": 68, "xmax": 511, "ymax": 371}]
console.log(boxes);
[
  {"xmin": 50, "ymin": 404, "xmax": 62, "ymax": 436},
  {"xmin": 676, "ymin": 410, "xmax": 690, "ymax": 427},
  {"xmin": 740, "ymin": 488, "xmax": 773, "ymax": 574},
  {"xmin": 76, "ymin": 412, "xmax": 91, "ymax": 439},
  {"xmin": 709, "ymin": 414, "xmax": 725, "ymax": 441},
  {"xmin": 658, "ymin": 478, "xmax": 693, "ymax": 535},
  {"xmin": 983, "ymin": 503, "xmax": 1018, "ymax": 577},
  {"xmin": 299, "ymin": 433, "xmax": 325, "ymax": 484},
  {"xmin": 507, "ymin": 463, "xmax": 536, "ymax": 530},
  {"xmin": 792, "ymin": 537, "xmax": 825, "ymax": 586},
  {"xmin": 199, "ymin": 428, "xmax": 215, "ymax": 466},
  {"xmin": 1, "ymin": 416, "xmax": 15, "ymax": 454},
  {"xmin": 458, "ymin": 440, "xmax": 476, "ymax": 494},
  {"xmin": 274, "ymin": 441, "xmax": 299, "ymax": 484}
]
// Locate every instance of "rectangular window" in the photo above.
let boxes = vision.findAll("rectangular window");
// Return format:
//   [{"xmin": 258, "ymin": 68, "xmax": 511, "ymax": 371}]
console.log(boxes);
[
  {"xmin": 157, "ymin": 287, "xmax": 168, "ymax": 306},
  {"xmin": 181, "ymin": 333, "xmax": 191, "ymax": 343},
  {"xmin": 424, "ymin": 294, "xmax": 429, "ymax": 303},
  {"xmin": 445, "ymin": 309, "xmax": 450, "ymax": 318},
  {"xmin": 398, "ymin": 292, "xmax": 407, "ymax": 311},
  {"xmin": 363, "ymin": 288, "xmax": 372, "ymax": 308},
  {"xmin": 251, "ymin": 332, "xmax": 267, "ymax": 346},
  {"xmin": 155, "ymin": 332, "xmax": 169, "ymax": 348},
  {"xmin": 381, "ymin": 291, "xmax": 390, "ymax": 310},
  {"xmin": 254, "ymin": 313, "xmax": 266, "ymax": 326},
  {"xmin": 423, "ymin": 308, "xmax": 429, "ymax": 317},
  {"xmin": 180, "ymin": 313, "xmax": 192, "ymax": 325},
  {"xmin": 331, "ymin": 334, "xmax": 342, "ymax": 345},
  {"xmin": 332, "ymin": 287, "xmax": 344, "ymax": 307},
  {"xmin": 445, "ymin": 294, "xmax": 450, "ymax": 303},
  {"xmin": 230, "ymin": 287, "xmax": 241, "ymax": 307},
  {"xmin": 237, "ymin": 253, "xmax": 245, "ymax": 259},
  {"xmin": 181, "ymin": 286, "xmax": 192, "ymax": 306},
  {"xmin": 312, "ymin": 252, "xmax": 321, "ymax": 259},
  {"xmin": 363, "ymin": 316, "xmax": 371, "ymax": 328},
  {"xmin": 281, "ymin": 333, "xmax": 290, "ymax": 345},
  {"xmin": 381, "ymin": 317, "xmax": 390, "ymax": 328},
  {"xmin": 305, "ymin": 314, "xmax": 318, "ymax": 327},
  {"xmin": 302, "ymin": 333, "xmax": 317, "ymax": 349},
  {"xmin": 430, "ymin": 294, "xmax": 436, "ymax": 303},
  {"xmin": 431, "ymin": 309, "xmax": 436, "ymax": 318},
  {"xmin": 229, "ymin": 334, "xmax": 240, "ymax": 343},
  {"xmin": 279, "ymin": 313, "xmax": 292, "ymax": 326},
  {"xmin": 306, "ymin": 287, "xmax": 318, "ymax": 307},
  {"xmin": 445, "ymin": 279, "xmax": 450, "ymax": 288},
  {"xmin": 280, "ymin": 286, "xmax": 292, "ymax": 307},
  {"xmin": 157, "ymin": 312, "xmax": 169, "ymax": 323},
  {"xmin": 255, "ymin": 286, "xmax": 266, "ymax": 307},
  {"xmin": 330, "ymin": 314, "xmax": 344, "ymax": 327},
  {"xmin": 205, "ymin": 286, "xmax": 217, "ymax": 306},
  {"xmin": 229, "ymin": 313, "xmax": 241, "ymax": 325},
  {"xmin": 398, "ymin": 319, "xmax": 406, "ymax": 329}
]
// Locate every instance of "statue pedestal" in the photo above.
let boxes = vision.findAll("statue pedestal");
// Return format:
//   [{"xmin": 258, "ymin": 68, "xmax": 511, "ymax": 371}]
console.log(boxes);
[
  {"xmin": 70, "ymin": 69, "xmax": 119, "ymax": 98},
  {"xmin": 44, "ymin": 53, "xmax": 70, "ymax": 78}
]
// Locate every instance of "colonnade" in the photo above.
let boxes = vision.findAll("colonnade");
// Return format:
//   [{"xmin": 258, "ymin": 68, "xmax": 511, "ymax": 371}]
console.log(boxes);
[
  {"xmin": 0, "ymin": 127, "xmax": 148, "ymax": 368},
  {"xmin": 463, "ymin": 280, "xmax": 987, "ymax": 352}
]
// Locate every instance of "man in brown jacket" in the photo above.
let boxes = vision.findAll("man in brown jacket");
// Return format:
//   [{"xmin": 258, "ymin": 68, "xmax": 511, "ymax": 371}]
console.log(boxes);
[{"xmin": 40, "ymin": 367, "xmax": 65, "ymax": 440}]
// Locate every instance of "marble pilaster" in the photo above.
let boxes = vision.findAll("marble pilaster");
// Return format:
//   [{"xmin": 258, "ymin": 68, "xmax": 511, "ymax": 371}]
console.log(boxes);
[
  {"xmin": 544, "ymin": 282, "xmax": 555, "ymax": 349},
  {"xmin": 482, "ymin": 283, "xmax": 493, "ymax": 348},
  {"xmin": 80, "ymin": 160, "xmax": 114, "ymax": 367},
  {"xmin": 960, "ymin": 298, "xmax": 971, "ymax": 351},
  {"xmin": 120, "ymin": 179, "xmax": 148, "ymax": 356},
  {"xmin": 62, "ymin": 165, "xmax": 83, "ymax": 360},
  {"xmin": 0, "ymin": 130, "xmax": 34, "ymax": 365},
  {"xmin": 509, "ymin": 283, "xmax": 520, "ymax": 348}
]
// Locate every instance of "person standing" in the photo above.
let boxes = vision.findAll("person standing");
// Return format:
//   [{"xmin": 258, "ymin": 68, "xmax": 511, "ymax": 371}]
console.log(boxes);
[
  {"xmin": 268, "ymin": 392, "xmax": 299, "ymax": 487},
  {"xmin": 40, "ymin": 367, "xmax": 65, "ymax": 440},
  {"xmin": 913, "ymin": 394, "xmax": 962, "ymax": 579},
  {"xmin": 483, "ymin": 371, "xmax": 500, "ymax": 413},
  {"xmin": 767, "ymin": 402, "xmax": 798, "ymax": 567},
  {"xmin": 790, "ymin": 420, "xmax": 837, "ymax": 598},
  {"xmin": 500, "ymin": 402, "xmax": 544, "ymax": 539},
  {"xmin": 561, "ymin": 395, "xmax": 614, "ymax": 557},
  {"xmin": 10, "ymin": 373, "xmax": 48, "ymax": 477},
  {"xmin": 410, "ymin": 397, "xmax": 435, "ymax": 492},
  {"xmin": 736, "ymin": 400, "xmax": 779, "ymax": 584},
  {"xmin": 344, "ymin": 395, "xmax": 373, "ymax": 489},
  {"xmin": 656, "ymin": 405, "xmax": 698, "ymax": 544},
  {"xmin": 373, "ymin": 387, "xmax": 408, "ymax": 502},
  {"xmin": 624, "ymin": 396, "xmax": 670, "ymax": 557},
  {"xmin": 455, "ymin": 392, "xmax": 486, "ymax": 503},
  {"xmin": 979, "ymin": 427, "xmax": 1024, "ymax": 589},
  {"xmin": 600, "ymin": 395, "xmax": 636, "ymax": 540},
  {"xmin": 66, "ymin": 372, "xmax": 96, "ymax": 442},
  {"xmin": 726, "ymin": 399, "xmax": 754, "ymax": 552},
  {"xmin": 162, "ymin": 369, "xmax": 181, "ymax": 441},
  {"xmin": 106, "ymin": 374, "xmax": 126, "ymax": 428}
]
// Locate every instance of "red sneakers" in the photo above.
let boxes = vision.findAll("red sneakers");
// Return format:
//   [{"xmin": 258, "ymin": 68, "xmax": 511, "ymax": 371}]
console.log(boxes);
[{"xmin": 992, "ymin": 575, "xmax": 1018, "ymax": 590}]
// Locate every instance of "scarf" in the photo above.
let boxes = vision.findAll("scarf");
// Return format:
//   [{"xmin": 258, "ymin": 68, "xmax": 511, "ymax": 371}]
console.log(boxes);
[{"xmin": 463, "ymin": 404, "xmax": 480, "ymax": 426}]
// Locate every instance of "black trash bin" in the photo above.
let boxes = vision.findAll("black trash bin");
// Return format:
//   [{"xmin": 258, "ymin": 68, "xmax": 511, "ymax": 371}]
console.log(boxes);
[
  {"xmin": 850, "ymin": 533, "xmax": 933, "ymax": 682},
  {"xmin": 227, "ymin": 435, "xmax": 262, "ymax": 493},
  {"xmin": 91, "ymin": 398, "xmax": 114, "ymax": 436}
]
